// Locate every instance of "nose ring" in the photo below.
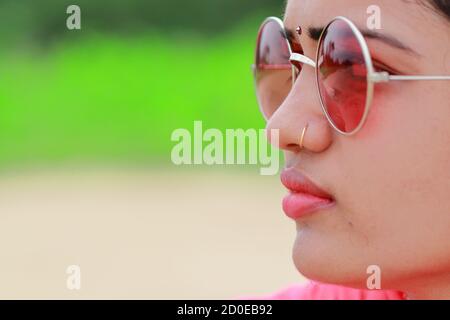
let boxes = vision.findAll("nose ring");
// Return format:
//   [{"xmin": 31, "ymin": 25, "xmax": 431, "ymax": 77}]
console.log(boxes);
[{"xmin": 300, "ymin": 124, "xmax": 308, "ymax": 150}]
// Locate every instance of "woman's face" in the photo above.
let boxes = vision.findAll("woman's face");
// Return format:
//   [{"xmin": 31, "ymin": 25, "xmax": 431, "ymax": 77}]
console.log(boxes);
[{"xmin": 266, "ymin": 0, "xmax": 450, "ymax": 298}]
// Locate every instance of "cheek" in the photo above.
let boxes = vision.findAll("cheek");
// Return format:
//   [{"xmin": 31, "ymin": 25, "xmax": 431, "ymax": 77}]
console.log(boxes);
[
  {"xmin": 355, "ymin": 84, "xmax": 397, "ymax": 140},
  {"xmin": 334, "ymin": 89, "xmax": 406, "ymax": 225},
  {"xmin": 339, "ymin": 85, "xmax": 450, "ymax": 252}
]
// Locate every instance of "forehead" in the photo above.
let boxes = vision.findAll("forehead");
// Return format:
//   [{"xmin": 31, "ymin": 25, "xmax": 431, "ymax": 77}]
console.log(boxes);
[
  {"xmin": 284, "ymin": 0, "xmax": 423, "ymax": 31},
  {"xmin": 283, "ymin": 0, "xmax": 442, "ymax": 57}
]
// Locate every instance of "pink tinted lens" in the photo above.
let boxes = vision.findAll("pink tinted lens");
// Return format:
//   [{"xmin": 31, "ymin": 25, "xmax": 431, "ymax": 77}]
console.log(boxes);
[
  {"xmin": 255, "ymin": 19, "xmax": 292, "ymax": 119},
  {"xmin": 317, "ymin": 19, "xmax": 368, "ymax": 133}
]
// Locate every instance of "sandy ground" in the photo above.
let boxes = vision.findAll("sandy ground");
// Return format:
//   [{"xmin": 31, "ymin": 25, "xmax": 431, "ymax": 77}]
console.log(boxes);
[{"xmin": 0, "ymin": 167, "xmax": 305, "ymax": 299}]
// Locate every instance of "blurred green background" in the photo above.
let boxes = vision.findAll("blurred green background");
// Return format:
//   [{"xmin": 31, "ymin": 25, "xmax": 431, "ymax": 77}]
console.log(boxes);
[{"xmin": 0, "ymin": 0, "xmax": 284, "ymax": 170}]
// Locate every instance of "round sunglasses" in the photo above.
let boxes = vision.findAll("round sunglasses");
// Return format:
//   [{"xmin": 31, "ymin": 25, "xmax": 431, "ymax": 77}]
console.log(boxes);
[{"xmin": 253, "ymin": 16, "xmax": 450, "ymax": 136}]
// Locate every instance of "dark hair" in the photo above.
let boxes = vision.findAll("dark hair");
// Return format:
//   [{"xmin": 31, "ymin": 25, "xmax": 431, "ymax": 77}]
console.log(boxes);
[{"xmin": 428, "ymin": 0, "xmax": 450, "ymax": 20}]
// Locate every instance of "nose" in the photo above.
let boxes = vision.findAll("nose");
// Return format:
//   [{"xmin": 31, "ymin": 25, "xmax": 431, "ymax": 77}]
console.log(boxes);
[{"xmin": 265, "ymin": 69, "xmax": 333, "ymax": 154}]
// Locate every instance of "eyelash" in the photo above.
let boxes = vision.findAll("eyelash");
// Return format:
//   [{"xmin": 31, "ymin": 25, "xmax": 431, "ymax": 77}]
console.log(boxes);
[{"xmin": 372, "ymin": 60, "xmax": 401, "ymax": 75}]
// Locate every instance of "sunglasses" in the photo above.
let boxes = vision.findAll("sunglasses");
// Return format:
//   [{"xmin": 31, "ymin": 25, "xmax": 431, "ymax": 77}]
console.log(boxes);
[{"xmin": 253, "ymin": 16, "xmax": 450, "ymax": 135}]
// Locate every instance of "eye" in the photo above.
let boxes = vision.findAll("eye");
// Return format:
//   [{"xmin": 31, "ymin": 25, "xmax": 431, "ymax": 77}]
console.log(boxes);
[{"xmin": 372, "ymin": 60, "xmax": 399, "ymax": 75}]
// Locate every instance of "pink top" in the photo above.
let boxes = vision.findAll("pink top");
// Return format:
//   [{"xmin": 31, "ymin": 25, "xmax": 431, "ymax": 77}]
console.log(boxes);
[{"xmin": 241, "ymin": 281, "xmax": 406, "ymax": 300}]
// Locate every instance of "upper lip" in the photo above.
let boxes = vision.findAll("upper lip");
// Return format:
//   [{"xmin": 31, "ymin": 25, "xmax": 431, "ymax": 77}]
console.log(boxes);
[{"xmin": 280, "ymin": 167, "xmax": 334, "ymax": 201}]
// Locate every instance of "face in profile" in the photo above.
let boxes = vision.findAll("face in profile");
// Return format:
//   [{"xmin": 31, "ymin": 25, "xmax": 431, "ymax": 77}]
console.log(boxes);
[{"xmin": 260, "ymin": 0, "xmax": 450, "ymax": 299}]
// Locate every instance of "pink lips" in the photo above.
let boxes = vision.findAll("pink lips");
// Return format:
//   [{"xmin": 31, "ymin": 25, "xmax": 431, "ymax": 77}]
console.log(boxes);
[{"xmin": 280, "ymin": 168, "xmax": 335, "ymax": 220}]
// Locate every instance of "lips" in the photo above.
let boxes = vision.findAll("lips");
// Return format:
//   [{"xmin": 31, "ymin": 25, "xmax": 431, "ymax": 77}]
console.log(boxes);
[{"xmin": 280, "ymin": 168, "xmax": 335, "ymax": 220}]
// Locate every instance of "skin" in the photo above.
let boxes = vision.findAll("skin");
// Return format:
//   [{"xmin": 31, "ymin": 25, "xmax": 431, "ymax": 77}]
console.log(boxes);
[{"xmin": 265, "ymin": 0, "xmax": 450, "ymax": 299}]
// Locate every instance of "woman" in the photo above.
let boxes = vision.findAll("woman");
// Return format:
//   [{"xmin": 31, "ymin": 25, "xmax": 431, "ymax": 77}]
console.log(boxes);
[{"xmin": 252, "ymin": 0, "xmax": 450, "ymax": 299}]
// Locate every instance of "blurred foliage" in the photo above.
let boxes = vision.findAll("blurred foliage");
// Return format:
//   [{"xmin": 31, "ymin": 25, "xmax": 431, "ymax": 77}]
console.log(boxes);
[
  {"xmin": 0, "ymin": 0, "xmax": 283, "ymax": 48},
  {"xmin": 0, "ymin": 1, "xmax": 285, "ymax": 169}
]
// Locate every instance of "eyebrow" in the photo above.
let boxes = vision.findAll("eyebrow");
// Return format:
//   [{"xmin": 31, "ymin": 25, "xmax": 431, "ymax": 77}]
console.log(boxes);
[{"xmin": 287, "ymin": 26, "xmax": 420, "ymax": 57}]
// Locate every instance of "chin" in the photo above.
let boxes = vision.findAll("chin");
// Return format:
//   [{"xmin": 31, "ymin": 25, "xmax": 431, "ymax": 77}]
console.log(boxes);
[{"xmin": 292, "ymin": 227, "xmax": 371, "ymax": 289}]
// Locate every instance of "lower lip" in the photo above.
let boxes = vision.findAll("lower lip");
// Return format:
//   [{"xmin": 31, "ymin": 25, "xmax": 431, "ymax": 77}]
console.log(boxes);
[{"xmin": 282, "ymin": 192, "xmax": 335, "ymax": 220}]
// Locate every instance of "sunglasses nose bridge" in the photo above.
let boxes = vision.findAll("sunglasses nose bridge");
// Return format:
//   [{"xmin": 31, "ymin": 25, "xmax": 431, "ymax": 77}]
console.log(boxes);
[{"xmin": 289, "ymin": 53, "xmax": 317, "ymax": 69}]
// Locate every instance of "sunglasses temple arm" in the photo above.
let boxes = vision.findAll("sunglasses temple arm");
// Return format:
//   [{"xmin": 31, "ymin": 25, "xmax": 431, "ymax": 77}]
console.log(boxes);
[
  {"xmin": 290, "ymin": 53, "xmax": 316, "ymax": 68},
  {"xmin": 388, "ymin": 75, "xmax": 450, "ymax": 81},
  {"xmin": 282, "ymin": 55, "xmax": 450, "ymax": 82},
  {"xmin": 371, "ymin": 72, "xmax": 450, "ymax": 82}
]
